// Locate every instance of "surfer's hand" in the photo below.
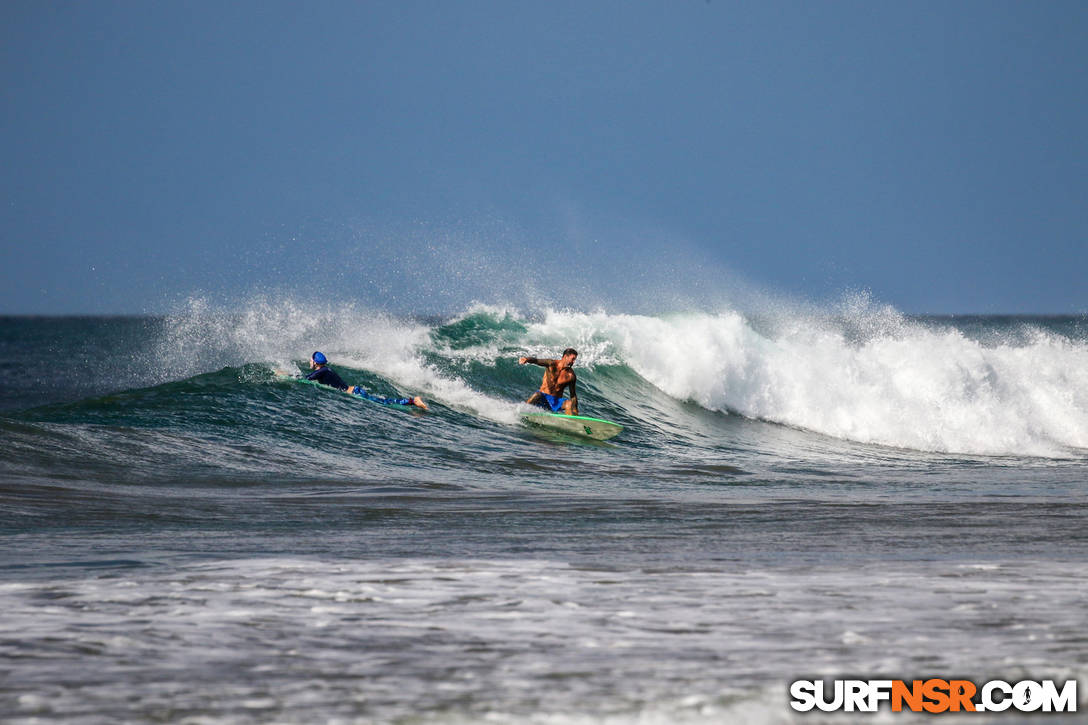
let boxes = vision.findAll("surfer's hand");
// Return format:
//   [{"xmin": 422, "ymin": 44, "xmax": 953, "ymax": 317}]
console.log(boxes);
[{"xmin": 518, "ymin": 357, "xmax": 527, "ymax": 365}]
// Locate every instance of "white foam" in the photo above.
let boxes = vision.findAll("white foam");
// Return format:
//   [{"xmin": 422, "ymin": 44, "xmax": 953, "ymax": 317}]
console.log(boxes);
[
  {"xmin": 527, "ymin": 303, "xmax": 1088, "ymax": 457},
  {"xmin": 4, "ymin": 556, "xmax": 1086, "ymax": 724}
]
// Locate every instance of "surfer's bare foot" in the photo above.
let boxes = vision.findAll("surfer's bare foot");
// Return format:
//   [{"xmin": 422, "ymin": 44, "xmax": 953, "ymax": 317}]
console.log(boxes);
[{"xmin": 413, "ymin": 396, "xmax": 429, "ymax": 411}]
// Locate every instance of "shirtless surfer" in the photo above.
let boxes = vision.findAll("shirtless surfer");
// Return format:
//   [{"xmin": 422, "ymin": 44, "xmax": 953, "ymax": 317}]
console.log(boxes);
[{"xmin": 519, "ymin": 348, "xmax": 579, "ymax": 415}]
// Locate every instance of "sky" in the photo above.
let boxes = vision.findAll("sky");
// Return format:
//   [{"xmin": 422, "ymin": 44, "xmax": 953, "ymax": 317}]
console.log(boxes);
[{"xmin": 2, "ymin": 0, "xmax": 1086, "ymax": 315}]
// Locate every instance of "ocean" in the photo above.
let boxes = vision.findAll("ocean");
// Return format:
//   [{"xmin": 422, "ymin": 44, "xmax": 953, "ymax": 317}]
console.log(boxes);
[{"xmin": 1, "ymin": 300, "xmax": 1086, "ymax": 723}]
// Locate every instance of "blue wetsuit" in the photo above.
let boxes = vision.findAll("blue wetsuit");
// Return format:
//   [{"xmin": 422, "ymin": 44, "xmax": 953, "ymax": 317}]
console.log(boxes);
[
  {"xmin": 350, "ymin": 387, "xmax": 413, "ymax": 406},
  {"xmin": 307, "ymin": 365, "xmax": 413, "ymax": 406},
  {"xmin": 306, "ymin": 366, "xmax": 349, "ymax": 391}
]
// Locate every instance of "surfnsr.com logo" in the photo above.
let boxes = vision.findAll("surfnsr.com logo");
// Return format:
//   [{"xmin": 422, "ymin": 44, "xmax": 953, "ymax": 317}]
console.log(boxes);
[{"xmin": 789, "ymin": 679, "xmax": 1079, "ymax": 713}]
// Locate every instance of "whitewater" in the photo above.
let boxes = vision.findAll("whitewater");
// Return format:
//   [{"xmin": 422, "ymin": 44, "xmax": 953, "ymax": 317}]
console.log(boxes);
[{"xmin": 1, "ymin": 299, "xmax": 1087, "ymax": 724}]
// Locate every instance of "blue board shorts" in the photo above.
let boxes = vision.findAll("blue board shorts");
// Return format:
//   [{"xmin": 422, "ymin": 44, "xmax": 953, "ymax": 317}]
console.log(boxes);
[{"xmin": 532, "ymin": 392, "xmax": 569, "ymax": 413}]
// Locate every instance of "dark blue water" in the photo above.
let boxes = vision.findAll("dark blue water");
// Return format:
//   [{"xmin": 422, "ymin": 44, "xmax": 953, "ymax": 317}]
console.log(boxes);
[{"xmin": 1, "ymin": 304, "xmax": 1086, "ymax": 723}]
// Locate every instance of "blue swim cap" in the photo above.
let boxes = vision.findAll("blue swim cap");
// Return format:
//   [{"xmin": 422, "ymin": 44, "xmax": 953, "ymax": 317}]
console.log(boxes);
[{"xmin": 311, "ymin": 351, "xmax": 327, "ymax": 365}]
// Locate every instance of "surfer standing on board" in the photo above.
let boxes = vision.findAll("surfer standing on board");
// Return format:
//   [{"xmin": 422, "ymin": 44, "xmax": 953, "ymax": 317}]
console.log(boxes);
[
  {"xmin": 307, "ymin": 352, "xmax": 429, "ymax": 410},
  {"xmin": 519, "ymin": 348, "xmax": 579, "ymax": 415}
]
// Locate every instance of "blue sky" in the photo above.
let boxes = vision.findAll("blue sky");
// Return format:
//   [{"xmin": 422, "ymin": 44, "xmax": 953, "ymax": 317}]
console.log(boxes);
[{"xmin": 2, "ymin": 1, "xmax": 1086, "ymax": 314}]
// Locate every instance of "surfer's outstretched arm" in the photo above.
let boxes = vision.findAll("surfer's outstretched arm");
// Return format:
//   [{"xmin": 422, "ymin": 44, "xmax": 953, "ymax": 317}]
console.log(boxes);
[{"xmin": 519, "ymin": 357, "xmax": 557, "ymax": 367}]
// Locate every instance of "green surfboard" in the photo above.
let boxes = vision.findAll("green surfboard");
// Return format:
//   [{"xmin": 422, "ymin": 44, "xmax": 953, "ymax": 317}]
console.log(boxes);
[{"xmin": 521, "ymin": 412, "xmax": 623, "ymax": 441}]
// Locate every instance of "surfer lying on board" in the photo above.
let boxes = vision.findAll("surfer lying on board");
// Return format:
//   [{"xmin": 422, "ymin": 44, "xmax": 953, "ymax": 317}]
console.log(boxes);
[
  {"xmin": 307, "ymin": 352, "xmax": 429, "ymax": 410},
  {"xmin": 519, "ymin": 348, "xmax": 579, "ymax": 415}
]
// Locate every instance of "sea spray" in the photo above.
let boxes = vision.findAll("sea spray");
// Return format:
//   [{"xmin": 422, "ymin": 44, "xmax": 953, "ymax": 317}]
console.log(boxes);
[{"xmin": 155, "ymin": 296, "xmax": 522, "ymax": 423}]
